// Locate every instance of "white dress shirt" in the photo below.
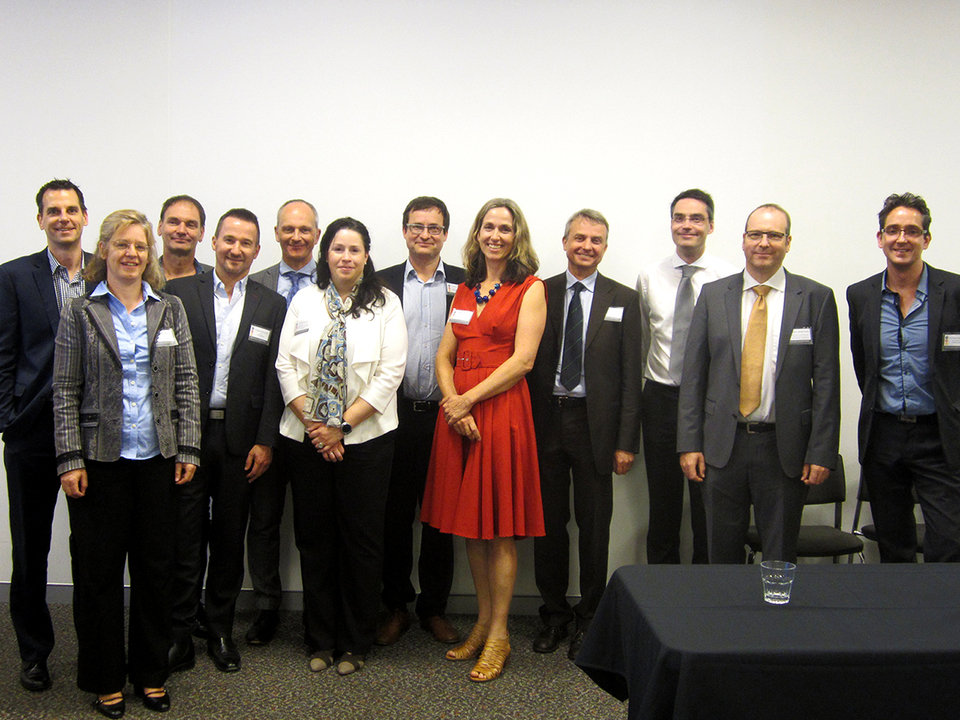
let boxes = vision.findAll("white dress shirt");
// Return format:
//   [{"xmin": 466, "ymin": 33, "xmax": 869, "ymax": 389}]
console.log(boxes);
[
  {"xmin": 740, "ymin": 267, "xmax": 786, "ymax": 423},
  {"xmin": 638, "ymin": 251, "xmax": 739, "ymax": 386},
  {"xmin": 209, "ymin": 275, "xmax": 247, "ymax": 409}
]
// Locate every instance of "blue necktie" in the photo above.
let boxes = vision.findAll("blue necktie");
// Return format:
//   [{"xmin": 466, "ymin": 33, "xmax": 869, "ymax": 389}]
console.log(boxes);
[
  {"xmin": 284, "ymin": 271, "xmax": 308, "ymax": 307},
  {"xmin": 560, "ymin": 282, "xmax": 585, "ymax": 391}
]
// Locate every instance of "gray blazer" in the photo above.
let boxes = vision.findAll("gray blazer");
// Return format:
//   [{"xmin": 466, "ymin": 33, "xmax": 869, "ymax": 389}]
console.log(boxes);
[
  {"xmin": 53, "ymin": 290, "xmax": 202, "ymax": 475},
  {"xmin": 677, "ymin": 270, "xmax": 841, "ymax": 477},
  {"xmin": 249, "ymin": 263, "xmax": 282, "ymax": 292}
]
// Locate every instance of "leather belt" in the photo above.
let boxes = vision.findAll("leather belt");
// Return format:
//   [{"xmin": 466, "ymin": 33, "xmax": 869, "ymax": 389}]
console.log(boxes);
[
  {"xmin": 551, "ymin": 395, "xmax": 586, "ymax": 409},
  {"xmin": 739, "ymin": 421, "xmax": 775, "ymax": 434},
  {"xmin": 884, "ymin": 412, "xmax": 938, "ymax": 425},
  {"xmin": 402, "ymin": 398, "xmax": 440, "ymax": 413}
]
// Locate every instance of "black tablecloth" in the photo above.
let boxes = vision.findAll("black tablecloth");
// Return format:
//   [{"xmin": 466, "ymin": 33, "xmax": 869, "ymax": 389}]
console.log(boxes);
[{"xmin": 575, "ymin": 564, "xmax": 960, "ymax": 720}]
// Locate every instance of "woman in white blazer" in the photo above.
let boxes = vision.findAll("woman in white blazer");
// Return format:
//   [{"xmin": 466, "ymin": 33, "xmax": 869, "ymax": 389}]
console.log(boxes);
[{"xmin": 276, "ymin": 217, "xmax": 407, "ymax": 676}]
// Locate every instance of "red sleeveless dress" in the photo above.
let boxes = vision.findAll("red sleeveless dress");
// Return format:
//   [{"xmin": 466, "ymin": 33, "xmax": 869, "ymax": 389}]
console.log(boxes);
[{"xmin": 421, "ymin": 276, "xmax": 545, "ymax": 540}]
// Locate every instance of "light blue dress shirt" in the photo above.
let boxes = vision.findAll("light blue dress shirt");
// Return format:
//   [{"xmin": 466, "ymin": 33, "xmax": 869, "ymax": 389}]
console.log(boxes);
[
  {"xmin": 92, "ymin": 281, "xmax": 162, "ymax": 460},
  {"xmin": 402, "ymin": 260, "xmax": 449, "ymax": 401}
]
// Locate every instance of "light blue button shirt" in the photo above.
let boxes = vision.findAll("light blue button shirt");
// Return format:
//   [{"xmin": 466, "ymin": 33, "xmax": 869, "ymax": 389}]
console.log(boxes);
[
  {"xmin": 278, "ymin": 259, "xmax": 317, "ymax": 304},
  {"xmin": 878, "ymin": 266, "xmax": 936, "ymax": 415},
  {"xmin": 92, "ymin": 281, "xmax": 162, "ymax": 460},
  {"xmin": 402, "ymin": 260, "xmax": 449, "ymax": 401}
]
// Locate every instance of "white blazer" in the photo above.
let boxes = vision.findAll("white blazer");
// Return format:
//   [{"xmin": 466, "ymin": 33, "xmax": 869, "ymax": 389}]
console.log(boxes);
[{"xmin": 276, "ymin": 284, "xmax": 407, "ymax": 445}]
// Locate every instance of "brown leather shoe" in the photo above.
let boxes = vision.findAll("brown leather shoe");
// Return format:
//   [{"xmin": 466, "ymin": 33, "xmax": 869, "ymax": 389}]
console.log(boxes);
[
  {"xmin": 374, "ymin": 609, "xmax": 410, "ymax": 646},
  {"xmin": 420, "ymin": 615, "xmax": 460, "ymax": 644}
]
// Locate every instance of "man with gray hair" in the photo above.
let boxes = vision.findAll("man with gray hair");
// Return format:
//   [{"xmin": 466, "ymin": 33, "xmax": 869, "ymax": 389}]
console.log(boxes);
[
  {"xmin": 244, "ymin": 199, "xmax": 321, "ymax": 644},
  {"xmin": 528, "ymin": 209, "xmax": 642, "ymax": 660}
]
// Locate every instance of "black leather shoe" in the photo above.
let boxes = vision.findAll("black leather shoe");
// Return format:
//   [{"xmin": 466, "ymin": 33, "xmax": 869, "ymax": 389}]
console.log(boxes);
[
  {"xmin": 532, "ymin": 624, "xmax": 568, "ymax": 653},
  {"xmin": 19, "ymin": 660, "xmax": 51, "ymax": 691},
  {"xmin": 167, "ymin": 636, "xmax": 195, "ymax": 673},
  {"xmin": 91, "ymin": 696, "xmax": 125, "ymax": 719},
  {"xmin": 193, "ymin": 603, "xmax": 211, "ymax": 640},
  {"xmin": 135, "ymin": 686, "xmax": 171, "ymax": 713},
  {"xmin": 568, "ymin": 628, "xmax": 585, "ymax": 660},
  {"xmin": 245, "ymin": 609, "xmax": 279, "ymax": 645},
  {"xmin": 207, "ymin": 637, "xmax": 241, "ymax": 672}
]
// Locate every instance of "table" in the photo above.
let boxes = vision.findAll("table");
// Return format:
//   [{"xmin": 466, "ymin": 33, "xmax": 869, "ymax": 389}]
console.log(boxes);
[{"xmin": 575, "ymin": 564, "xmax": 960, "ymax": 720}]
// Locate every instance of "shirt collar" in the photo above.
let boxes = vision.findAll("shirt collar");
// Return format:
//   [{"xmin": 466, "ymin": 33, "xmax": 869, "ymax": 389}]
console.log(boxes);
[
  {"xmin": 404, "ymin": 259, "xmax": 446, "ymax": 282},
  {"xmin": 881, "ymin": 264, "xmax": 929, "ymax": 299},
  {"xmin": 46, "ymin": 248, "xmax": 83, "ymax": 276},
  {"xmin": 566, "ymin": 269, "xmax": 598, "ymax": 292},
  {"xmin": 672, "ymin": 251, "xmax": 709, "ymax": 270},
  {"xmin": 742, "ymin": 266, "xmax": 786, "ymax": 293},
  {"xmin": 280, "ymin": 258, "xmax": 316, "ymax": 277},
  {"xmin": 214, "ymin": 273, "xmax": 247, "ymax": 298},
  {"xmin": 91, "ymin": 280, "xmax": 159, "ymax": 302}
]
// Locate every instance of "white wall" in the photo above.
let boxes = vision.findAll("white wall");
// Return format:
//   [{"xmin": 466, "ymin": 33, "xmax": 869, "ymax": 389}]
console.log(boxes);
[{"xmin": 2, "ymin": 0, "xmax": 957, "ymax": 601}]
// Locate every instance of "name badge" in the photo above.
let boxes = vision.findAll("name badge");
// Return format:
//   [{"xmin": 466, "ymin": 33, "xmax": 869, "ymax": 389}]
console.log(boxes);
[
  {"xmin": 944, "ymin": 332, "xmax": 960, "ymax": 351},
  {"xmin": 446, "ymin": 282, "xmax": 459, "ymax": 295},
  {"xmin": 155, "ymin": 328, "xmax": 178, "ymax": 347},
  {"xmin": 294, "ymin": 319, "xmax": 310, "ymax": 336},
  {"xmin": 249, "ymin": 324, "xmax": 271, "ymax": 345},
  {"xmin": 790, "ymin": 327, "xmax": 813, "ymax": 345},
  {"xmin": 450, "ymin": 308, "xmax": 473, "ymax": 325},
  {"xmin": 605, "ymin": 306, "xmax": 624, "ymax": 322}
]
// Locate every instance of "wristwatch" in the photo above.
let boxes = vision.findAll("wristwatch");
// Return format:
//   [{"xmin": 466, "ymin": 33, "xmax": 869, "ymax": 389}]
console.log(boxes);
[{"xmin": 340, "ymin": 422, "xmax": 353, "ymax": 436}]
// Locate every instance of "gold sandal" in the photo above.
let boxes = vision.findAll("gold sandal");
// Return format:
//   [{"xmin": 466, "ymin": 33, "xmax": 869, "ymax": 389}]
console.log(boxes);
[
  {"xmin": 469, "ymin": 637, "xmax": 510, "ymax": 682},
  {"xmin": 445, "ymin": 624, "xmax": 488, "ymax": 661}
]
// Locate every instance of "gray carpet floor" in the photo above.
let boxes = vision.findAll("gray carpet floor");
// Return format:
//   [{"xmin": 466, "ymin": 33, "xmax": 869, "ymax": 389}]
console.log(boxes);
[{"xmin": 0, "ymin": 605, "xmax": 626, "ymax": 719}]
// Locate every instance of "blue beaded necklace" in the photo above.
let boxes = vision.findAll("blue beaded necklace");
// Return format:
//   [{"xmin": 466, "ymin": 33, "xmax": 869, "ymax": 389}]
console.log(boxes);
[{"xmin": 474, "ymin": 282, "xmax": 501, "ymax": 304}]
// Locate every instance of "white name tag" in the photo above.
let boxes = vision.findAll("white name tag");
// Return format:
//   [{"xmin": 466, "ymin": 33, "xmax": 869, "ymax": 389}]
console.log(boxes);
[
  {"xmin": 944, "ymin": 333, "xmax": 960, "ymax": 351},
  {"xmin": 790, "ymin": 327, "xmax": 813, "ymax": 345},
  {"xmin": 249, "ymin": 324, "xmax": 271, "ymax": 345},
  {"xmin": 446, "ymin": 282, "xmax": 459, "ymax": 295},
  {"xmin": 450, "ymin": 308, "xmax": 473, "ymax": 325},
  {"xmin": 605, "ymin": 306, "xmax": 624, "ymax": 322},
  {"xmin": 294, "ymin": 319, "xmax": 310, "ymax": 336},
  {"xmin": 155, "ymin": 328, "xmax": 178, "ymax": 347}
]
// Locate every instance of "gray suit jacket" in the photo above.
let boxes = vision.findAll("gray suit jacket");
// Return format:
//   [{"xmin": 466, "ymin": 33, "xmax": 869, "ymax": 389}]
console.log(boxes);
[
  {"xmin": 528, "ymin": 272, "xmax": 643, "ymax": 475},
  {"xmin": 249, "ymin": 263, "xmax": 282, "ymax": 292},
  {"xmin": 847, "ymin": 264, "xmax": 960, "ymax": 471},
  {"xmin": 677, "ymin": 270, "xmax": 840, "ymax": 477},
  {"xmin": 53, "ymin": 291, "xmax": 202, "ymax": 475}
]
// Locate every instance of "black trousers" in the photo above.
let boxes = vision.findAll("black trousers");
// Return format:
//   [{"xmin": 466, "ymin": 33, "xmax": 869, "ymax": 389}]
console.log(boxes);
[
  {"xmin": 534, "ymin": 399, "xmax": 612, "ymax": 629},
  {"xmin": 171, "ymin": 419, "xmax": 252, "ymax": 640},
  {"xmin": 245, "ymin": 437, "xmax": 295, "ymax": 611},
  {"xmin": 641, "ymin": 381, "xmax": 708, "ymax": 564},
  {"xmin": 3, "ymin": 414, "xmax": 60, "ymax": 664},
  {"xmin": 380, "ymin": 398, "xmax": 454, "ymax": 618},
  {"xmin": 67, "ymin": 456, "xmax": 177, "ymax": 693},
  {"xmin": 863, "ymin": 412, "xmax": 960, "ymax": 563},
  {"xmin": 290, "ymin": 431, "xmax": 394, "ymax": 655},
  {"xmin": 702, "ymin": 426, "xmax": 808, "ymax": 564}
]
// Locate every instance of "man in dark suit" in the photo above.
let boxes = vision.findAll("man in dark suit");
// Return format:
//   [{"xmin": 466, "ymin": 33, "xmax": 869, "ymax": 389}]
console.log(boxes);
[
  {"xmin": 243, "ymin": 198, "xmax": 320, "ymax": 645},
  {"xmin": 0, "ymin": 179, "xmax": 90, "ymax": 691},
  {"xmin": 529, "ymin": 209, "xmax": 642, "ymax": 660},
  {"xmin": 375, "ymin": 196, "xmax": 465, "ymax": 647},
  {"xmin": 848, "ymin": 192, "xmax": 960, "ymax": 563},
  {"xmin": 165, "ymin": 208, "xmax": 286, "ymax": 672},
  {"xmin": 157, "ymin": 194, "xmax": 212, "ymax": 280},
  {"xmin": 678, "ymin": 204, "xmax": 840, "ymax": 564}
]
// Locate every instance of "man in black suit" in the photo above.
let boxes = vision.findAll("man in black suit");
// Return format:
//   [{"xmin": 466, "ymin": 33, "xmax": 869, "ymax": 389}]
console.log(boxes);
[
  {"xmin": 375, "ymin": 196, "xmax": 465, "ymax": 647},
  {"xmin": 678, "ymin": 204, "xmax": 841, "ymax": 564},
  {"xmin": 243, "ymin": 199, "xmax": 320, "ymax": 645},
  {"xmin": 529, "ymin": 209, "xmax": 643, "ymax": 660},
  {"xmin": 165, "ymin": 208, "xmax": 286, "ymax": 672},
  {"xmin": 0, "ymin": 179, "xmax": 90, "ymax": 691},
  {"xmin": 848, "ymin": 192, "xmax": 960, "ymax": 563}
]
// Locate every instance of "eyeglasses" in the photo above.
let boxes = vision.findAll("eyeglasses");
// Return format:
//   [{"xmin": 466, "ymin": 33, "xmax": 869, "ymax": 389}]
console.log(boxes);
[
  {"xmin": 744, "ymin": 231, "xmax": 786, "ymax": 242},
  {"xmin": 672, "ymin": 213, "xmax": 708, "ymax": 226},
  {"xmin": 882, "ymin": 225, "xmax": 925, "ymax": 240},
  {"xmin": 110, "ymin": 240, "xmax": 149, "ymax": 253},
  {"xmin": 406, "ymin": 224, "xmax": 445, "ymax": 236}
]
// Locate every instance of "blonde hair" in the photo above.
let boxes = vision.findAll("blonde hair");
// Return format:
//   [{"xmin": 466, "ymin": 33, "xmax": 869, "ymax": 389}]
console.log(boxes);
[
  {"xmin": 83, "ymin": 209, "xmax": 164, "ymax": 291},
  {"xmin": 462, "ymin": 198, "xmax": 538, "ymax": 287}
]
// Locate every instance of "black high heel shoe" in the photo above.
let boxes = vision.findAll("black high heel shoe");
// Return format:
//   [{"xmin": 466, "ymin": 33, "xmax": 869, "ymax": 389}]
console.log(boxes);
[{"xmin": 91, "ymin": 694, "xmax": 125, "ymax": 719}]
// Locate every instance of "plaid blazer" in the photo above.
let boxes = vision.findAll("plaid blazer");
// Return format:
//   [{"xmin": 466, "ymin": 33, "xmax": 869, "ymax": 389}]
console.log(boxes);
[{"xmin": 53, "ymin": 290, "xmax": 202, "ymax": 475}]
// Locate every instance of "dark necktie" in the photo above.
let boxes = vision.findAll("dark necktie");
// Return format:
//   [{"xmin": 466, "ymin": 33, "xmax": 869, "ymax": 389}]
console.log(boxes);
[
  {"xmin": 560, "ymin": 282, "xmax": 585, "ymax": 391},
  {"xmin": 670, "ymin": 264, "xmax": 698, "ymax": 384}
]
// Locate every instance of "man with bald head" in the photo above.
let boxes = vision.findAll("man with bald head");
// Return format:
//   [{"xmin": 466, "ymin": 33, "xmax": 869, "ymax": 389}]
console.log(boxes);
[
  {"xmin": 678, "ymin": 204, "xmax": 840, "ymax": 564},
  {"xmin": 244, "ymin": 199, "xmax": 320, "ymax": 644}
]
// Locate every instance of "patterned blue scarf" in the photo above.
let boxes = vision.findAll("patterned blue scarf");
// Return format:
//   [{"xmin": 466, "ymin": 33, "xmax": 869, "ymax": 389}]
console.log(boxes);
[{"xmin": 304, "ymin": 283, "xmax": 355, "ymax": 426}]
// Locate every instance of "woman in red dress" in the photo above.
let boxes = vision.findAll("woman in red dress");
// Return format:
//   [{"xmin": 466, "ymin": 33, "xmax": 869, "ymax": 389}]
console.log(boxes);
[{"xmin": 421, "ymin": 198, "xmax": 547, "ymax": 682}]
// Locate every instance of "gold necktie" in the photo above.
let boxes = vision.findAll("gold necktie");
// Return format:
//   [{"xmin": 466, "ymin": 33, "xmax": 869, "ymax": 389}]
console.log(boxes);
[{"xmin": 739, "ymin": 285, "xmax": 771, "ymax": 417}]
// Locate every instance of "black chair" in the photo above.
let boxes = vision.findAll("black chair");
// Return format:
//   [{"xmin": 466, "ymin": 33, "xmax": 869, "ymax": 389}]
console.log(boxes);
[
  {"xmin": 746, "ymin": 457, "xmax": 863, "ymax": 563},
  {"xmin": 850, "ymin": 471, "xmax": 925, "ymax": 560}
]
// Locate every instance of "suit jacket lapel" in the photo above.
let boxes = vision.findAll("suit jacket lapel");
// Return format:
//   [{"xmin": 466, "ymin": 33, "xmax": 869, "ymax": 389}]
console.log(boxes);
[
  {"xmin": 777, "ymin": 271, "xmax": 803, "ymax": 380},
  {"xmin": 585, "ymin": 274, "xmax": 612, "ymax": 350},
  {"xmin": 31, "ymin": 253, "xmax": 62, "ymax": 338},
  {"xmin": 86, "ymin": 297, "xmax": 123, "ymax": 364},
  {"xmin": 863, "ymin": 273, "xmax": 883, "ymax": 365},
  {"xmin": 234, "ymin": 280, "xmax": 260, "ymax": 353},
  {"xmin": 724, "ymin": 274, "xmax": 744, "ymax": 373},
  {"xmin": 927, "ymin": 266, "xmax": 945, "ymax": 360},
  {"xmin": 197, "ymin": 274, "xmax": 218, "ymax": 349},
  {"xmin": 547, "ymin": 275, "xmax": 565, "ymax": 357}
]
